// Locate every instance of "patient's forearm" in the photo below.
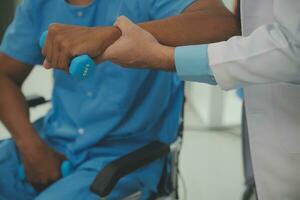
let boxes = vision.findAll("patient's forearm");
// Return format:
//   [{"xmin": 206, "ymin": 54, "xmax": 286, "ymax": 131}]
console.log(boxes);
[
  {"xmin": 140, "ymin": 0, "xmax": 240, "ymax": 46},
  {"xmin": 0, "ymin": 73, "xmax": 40, "ymax": 146}
]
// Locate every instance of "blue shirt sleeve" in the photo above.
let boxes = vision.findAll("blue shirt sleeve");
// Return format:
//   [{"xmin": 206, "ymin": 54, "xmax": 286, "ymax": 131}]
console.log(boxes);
[
  {"xmin": 149, "ymin": 0, "xmax": 195, "ymax": 20},
  {"xmin": 175, "ymin": 45, "xmax": 217, "ymax": 84},
  {"xmin": 0, "ymin": 0, "xmax": 42, "ymax": 65}
]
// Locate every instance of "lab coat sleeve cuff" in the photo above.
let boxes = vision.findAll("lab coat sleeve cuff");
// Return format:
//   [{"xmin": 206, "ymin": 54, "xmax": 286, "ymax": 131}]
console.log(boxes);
[
  {"xmin": 175, "ymin": 45, "xmax": 217, "ymax": 85},
  {"xmin": 208, "ymin": 42, "xmax": 239, "ymax": 90}
]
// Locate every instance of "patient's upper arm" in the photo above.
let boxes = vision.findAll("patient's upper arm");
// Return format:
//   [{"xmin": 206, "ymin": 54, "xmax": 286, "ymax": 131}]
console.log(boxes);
[{"xmin": 0, "ymin": 53, "xmax": 33, "ymax": 86}]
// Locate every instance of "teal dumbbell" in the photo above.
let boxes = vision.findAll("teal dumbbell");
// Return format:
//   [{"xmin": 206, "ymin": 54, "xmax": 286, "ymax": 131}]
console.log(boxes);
[
  {"xmin": 39, "ymin": 31, "xmax": 95, "ymax": 80},
  {"xmin": 18, "ymin": 161, "xmax": 74, "ymax": 181}
]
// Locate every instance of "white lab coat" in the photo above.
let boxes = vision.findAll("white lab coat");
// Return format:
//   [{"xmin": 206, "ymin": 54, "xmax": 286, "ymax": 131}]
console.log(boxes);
[{"xmin": 208, "ymin": 0, "xmax": 300, "ymax": 199}]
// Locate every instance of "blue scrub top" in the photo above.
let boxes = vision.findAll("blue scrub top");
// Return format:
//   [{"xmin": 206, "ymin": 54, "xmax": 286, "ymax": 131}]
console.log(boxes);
[{"xmin": 0, "ymin": 0, "xmax": 194, "ymax": 165}]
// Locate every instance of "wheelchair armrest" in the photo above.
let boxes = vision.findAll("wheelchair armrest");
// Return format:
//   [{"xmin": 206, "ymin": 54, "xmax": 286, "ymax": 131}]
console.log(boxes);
[
  {"xmin": 26, "ymin": 95, "xmax": 50, "ymax": 108},
  {"xmin": 90, "ymin": 141, "xmax": 170, "ymax": 197}
]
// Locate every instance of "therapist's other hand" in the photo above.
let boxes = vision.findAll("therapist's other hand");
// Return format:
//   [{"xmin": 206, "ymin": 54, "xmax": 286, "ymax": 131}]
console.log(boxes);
[
  {"xmin": 100, "ymin": 16, "xmax": 176, "ymax": 71},
  {"xmin": 42, "ymin": 24, "xmax": 121, "ymax": 71},
  {"xmin": 18, "ymin": 135, "xmax": 65, "ymax": 191}
]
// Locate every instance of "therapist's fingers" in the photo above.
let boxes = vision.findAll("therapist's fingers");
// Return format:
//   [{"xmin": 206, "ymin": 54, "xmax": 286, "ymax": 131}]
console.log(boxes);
[{"xmin": 114, "ymin": 16, "xmax": 136, "ymax": 35}]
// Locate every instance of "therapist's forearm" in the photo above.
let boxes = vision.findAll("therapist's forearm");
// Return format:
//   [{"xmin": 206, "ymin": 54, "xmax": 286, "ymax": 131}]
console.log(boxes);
[{"xmin": 140, "ymin": 0, "xmax": 240, "ymax": 46}]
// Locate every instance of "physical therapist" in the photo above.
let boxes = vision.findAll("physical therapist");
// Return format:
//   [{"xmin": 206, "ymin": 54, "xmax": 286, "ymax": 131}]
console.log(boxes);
[{"xmin": 97, "ymin": 1, "xmax": 300, "ymax": 200}]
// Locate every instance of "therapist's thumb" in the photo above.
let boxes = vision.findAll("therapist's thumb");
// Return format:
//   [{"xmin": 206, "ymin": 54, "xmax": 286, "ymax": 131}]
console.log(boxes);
[{"xmin": 114, "ymin": 16, "xmax": 136, "ymax": 34}]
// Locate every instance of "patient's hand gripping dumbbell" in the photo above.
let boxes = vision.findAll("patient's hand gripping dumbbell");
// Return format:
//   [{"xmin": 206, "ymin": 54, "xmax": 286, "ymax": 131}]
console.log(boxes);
[
  {"xmin": 18, "ymin": 160, "xmax": 74, "ymax": 181},
  {"xmin": 39, "ymin": 31, "xmax": 96, "ymax": 80}
]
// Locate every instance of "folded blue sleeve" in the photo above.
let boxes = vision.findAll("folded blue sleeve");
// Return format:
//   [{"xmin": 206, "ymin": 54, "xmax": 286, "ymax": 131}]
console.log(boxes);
[
  {"xmin": 149, "ymin": 0, "xmax": 195, "ymax": 20},
  {"xmin": 0, "ymin": 0, "xmax": 42, "ymax": 65},
  {"xmin": 175, "ymin": 45, "xmax": 217, "ymax": 84}
]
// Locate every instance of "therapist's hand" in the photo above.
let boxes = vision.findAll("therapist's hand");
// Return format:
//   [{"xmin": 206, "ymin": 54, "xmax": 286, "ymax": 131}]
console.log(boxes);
[
  {"xmin": 100, "ymin": 16, "xmax": 176, "ymax": 71},
  {"xmin": 42, "ymin": 24, "xmax": 121, "ymax": 71},
  {"xmin": 18, "ymin": 135, "xmax": 65, "ymax": 191}
]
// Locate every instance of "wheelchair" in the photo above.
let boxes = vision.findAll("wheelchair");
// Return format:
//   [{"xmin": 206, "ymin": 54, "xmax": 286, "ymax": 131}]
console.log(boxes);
[{"xmin": 26, "ymin": 95, "xmax": 185, "ymax": 200}]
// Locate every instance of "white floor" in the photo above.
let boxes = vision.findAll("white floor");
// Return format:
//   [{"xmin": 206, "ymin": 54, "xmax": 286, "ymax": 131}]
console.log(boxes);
[
  {"xmin": 179, "ymin": 129, "xmax": 245, "ymax": 200},
  {"xmin": 179, "ymin": 82, "xmax": 245, "ymax": 200}
]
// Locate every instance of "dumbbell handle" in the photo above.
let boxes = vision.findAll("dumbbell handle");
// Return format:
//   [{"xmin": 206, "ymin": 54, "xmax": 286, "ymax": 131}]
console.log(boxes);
[
  {"xmin": 39, "ymin": 31, "xmax": 95, "ymax": 80},
  {"xmin": 18, "ymin": 161, "xmax": 74, "ymax": 181}
]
